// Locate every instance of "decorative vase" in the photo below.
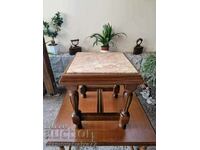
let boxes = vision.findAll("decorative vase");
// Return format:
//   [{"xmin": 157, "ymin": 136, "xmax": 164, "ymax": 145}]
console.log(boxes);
[{"xmin": 47, "ymin": 44, "xmax": 59, "ymax": 54}]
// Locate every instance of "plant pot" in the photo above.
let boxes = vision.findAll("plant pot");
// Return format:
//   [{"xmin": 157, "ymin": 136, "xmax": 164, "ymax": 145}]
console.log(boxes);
[
  {"xmin": 101, "ymin": 46, "xmax": 109, "ymax": 52},
  {"xmin": 47, "ymin": 44, "xmax": 59, "ymax": 54}
]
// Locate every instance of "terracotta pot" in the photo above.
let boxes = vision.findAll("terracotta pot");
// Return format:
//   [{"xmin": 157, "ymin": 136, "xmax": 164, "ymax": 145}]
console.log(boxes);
[{"xmin": 101, "ymin": 46, "xmax": 109, "ymax": 52}]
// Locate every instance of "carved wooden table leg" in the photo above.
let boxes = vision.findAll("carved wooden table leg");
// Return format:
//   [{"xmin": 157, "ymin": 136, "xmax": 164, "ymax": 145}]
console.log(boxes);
[
  {"xmin": 113, "ymin": 84, "xmax": 120, "ymax": 98},
  {"xmin": 68, "ymin": 86, "xmax": 82, "ymax": 129},
  {"xmin": 119, "ymin": 85, "xmax": 137, "ymax": 129},
  {"xmin": 59, "ymin": 146, "xmax": 65, "ymax": 150},
  {"xmin": 119, "ymin": 91, "xmax": 133, "ymax": 129},
  {"xmin": 80, "ymin": 85, "xmax": 87, "ymax": 98}
]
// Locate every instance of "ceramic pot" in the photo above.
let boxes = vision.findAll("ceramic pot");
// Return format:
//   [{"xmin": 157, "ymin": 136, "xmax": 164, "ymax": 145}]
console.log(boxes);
[
  {"xmin": 47, "ymin": 44, "xmax": 59, "ymax": 54},
  {"xmin": 101, "ymin": 46, "xmax": 109, "ymax": 52}
]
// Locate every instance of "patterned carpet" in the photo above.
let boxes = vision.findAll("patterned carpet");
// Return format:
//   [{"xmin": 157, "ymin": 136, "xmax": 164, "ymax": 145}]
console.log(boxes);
[{"xmin": 43, "ymin": 88, "xmax": 156, "ymax": 150}]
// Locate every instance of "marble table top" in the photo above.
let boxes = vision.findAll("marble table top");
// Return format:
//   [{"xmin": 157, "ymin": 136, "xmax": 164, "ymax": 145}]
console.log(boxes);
[{"xmin": 66, "ymin": 52, "xmax": 138, "ymax": 74}]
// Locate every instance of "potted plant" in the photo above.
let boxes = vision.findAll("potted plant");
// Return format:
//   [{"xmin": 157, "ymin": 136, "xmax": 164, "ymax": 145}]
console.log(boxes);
[
  {"xmin": 43, "ymin": 12, "xmax": 63, "ymax": 54},
  {"xmin": 90, "ymin": 23, "xmax": 126, "ymax": 52},
  {"xmin": 140, "ymin": 54, "xmax": 156, "ymax": 105}
]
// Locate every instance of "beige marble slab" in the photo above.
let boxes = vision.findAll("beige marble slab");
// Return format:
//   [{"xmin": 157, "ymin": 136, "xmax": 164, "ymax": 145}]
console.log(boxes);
[{"xmin": 66, "ymin": 52, "xmax": 138, "ymax": 74}]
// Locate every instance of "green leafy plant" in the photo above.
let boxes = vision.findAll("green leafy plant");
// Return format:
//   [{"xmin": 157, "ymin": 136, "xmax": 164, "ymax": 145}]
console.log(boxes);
[
  {"xmin": 141, "ymin": 54, "xmax": 156, "ymax": 87},
  {"xmin": 43, "ymin": 12, "xmax": 63, "ymax": 46},
  {"xmin": 90, "ymin": 23, "xmax": 126, "ymax": 48}
]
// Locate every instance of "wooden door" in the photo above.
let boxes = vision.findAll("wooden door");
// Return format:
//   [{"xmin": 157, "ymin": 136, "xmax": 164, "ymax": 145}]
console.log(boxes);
[{"xmin": 43, "ymin": 37, "xmax": 57, "ymax": 95}]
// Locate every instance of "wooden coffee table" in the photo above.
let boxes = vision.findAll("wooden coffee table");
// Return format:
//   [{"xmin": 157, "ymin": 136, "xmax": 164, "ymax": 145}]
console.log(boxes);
[
  {"xmin": 59, "ymin": 52, "xmax": 144, "ymax": 129},
  {"xmin": 46, "ymin": 86, "xmax": 156, "ymax": 150}
]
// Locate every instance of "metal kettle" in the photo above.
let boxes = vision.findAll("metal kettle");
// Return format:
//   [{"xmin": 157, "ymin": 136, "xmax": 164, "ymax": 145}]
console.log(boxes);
[{"xmin": 133, "ymin": 38, "xmax": 143, "ymax": 55}]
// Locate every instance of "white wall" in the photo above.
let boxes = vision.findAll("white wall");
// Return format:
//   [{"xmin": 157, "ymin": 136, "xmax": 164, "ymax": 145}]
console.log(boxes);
[{"xmin": 43, "ymin": 0, "xmax": 155, "ymax": 52}]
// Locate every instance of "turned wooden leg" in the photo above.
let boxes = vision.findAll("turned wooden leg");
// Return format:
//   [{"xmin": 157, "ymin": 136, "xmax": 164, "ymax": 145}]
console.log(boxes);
[
  {"xmin": 113, "ymin": 84, "xmax": 120, "ymax": 98},
  {"xmin": 119, "ymin": 84, "xmax": 138, "ymax": 129},
  {"xmin": 59, "ymin": 146, "xmax": 65, "ymax": 150},
  {"xmin": 80, "ymin": 85, "xmax": 87, "ymax": 98},
  {"xmin": 97, "ymin": 88, "xmax": 103, "ymax": 113},
  {"xmin": 119, "ymin": 90, "xmax": 133, "ymax": 129},
  {"xmin": 69, "ymin": 89, "xmax": 82, "ymax": 129}
]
